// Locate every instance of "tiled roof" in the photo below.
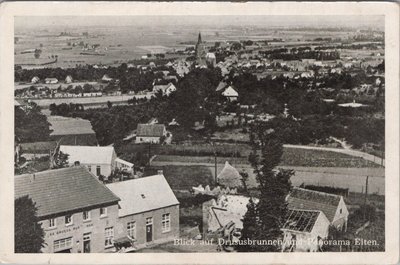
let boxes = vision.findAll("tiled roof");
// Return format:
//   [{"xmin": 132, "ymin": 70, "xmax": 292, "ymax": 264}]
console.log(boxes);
[
  {"xmin": 48, "ymin": 116, "xmax": 95, "ymax": 136},
  {"xmin": 106, "ymin": 175, "xmax": 179, "ymax": 217},
  {"xmin": 20, "ymin": 141, "xmax": 57, "ymax": 153},
  {"xmin": 287, "ymin": 187, "xmax": 341, "ymax": 222},
  {"xmin": 15, "ymin": 167, "xmax": 120, "ymax": 218},
  {"xmin": 283, "ymin": 209, "xmax": 321, "ymax": 233},
  {"xmin": 136, "ymin": 124, "xmax": 165, "ymax": 137},
  {"xmin": 60, "ymin": 145, "xmax": 115, "ymax": 165},
  {"xmin": 217, "ymin": 161, "xmax": 243, "ymax": 189}
]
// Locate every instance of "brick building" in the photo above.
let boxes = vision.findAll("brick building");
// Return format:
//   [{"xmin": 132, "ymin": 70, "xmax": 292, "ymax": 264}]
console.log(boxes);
[{"xmin": 15, "ymin": 167, "xmax": 120, "ymax": 253}]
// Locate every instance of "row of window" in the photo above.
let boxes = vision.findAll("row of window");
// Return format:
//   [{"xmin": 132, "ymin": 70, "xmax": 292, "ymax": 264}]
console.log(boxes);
[
  {"xmin": 48, "ymin": 207, "xmax": 108, "ymax": 228},
  {"xmin": 51, "ymin": 213, "xmax": 171, "ymax": 250},
  {"xmin": 105, "ymin": 214, "xmax": 171, "ymax": 248}
]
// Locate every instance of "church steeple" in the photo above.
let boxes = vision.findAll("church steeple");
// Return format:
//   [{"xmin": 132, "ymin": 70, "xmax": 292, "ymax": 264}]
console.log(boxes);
[{"xmin": 197, "ymin": 32, "xmax": 202, "ymax": 44}]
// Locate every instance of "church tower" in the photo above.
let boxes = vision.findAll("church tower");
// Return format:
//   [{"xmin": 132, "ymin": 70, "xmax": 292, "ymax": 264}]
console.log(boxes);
[{"xmin": 195, "ymin": 31, "xmax": 207, "ymax": 66}]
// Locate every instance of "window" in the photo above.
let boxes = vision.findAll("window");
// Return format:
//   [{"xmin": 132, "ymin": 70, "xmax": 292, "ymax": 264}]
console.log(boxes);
[
  {"xmin": 340, "ymin": 208, "xmax": 342, "ymax": 214},
  {"xmin": 65, "ymin": 214, "xmax": 73, "ymax": 226},
  {"xmin": 87, "ymin": 165, "xmax": 91, "ymax": 172},
  {"xmin": 54, "ymin": 237, "xmax": 72, "ymax": 252},
  {"xmin": 104, "ymin": 227, "xmax": 114, "ymax": 248},
  {"xmin": 162, "ymin": 213, "xmax": 171, "ymax": 232},
  {"xmin": 146, "ymin": 217, "xmax": 153, "ymax": 225},
  {"xmin": 100, "ymin": 207, "xmax": 107, "ymax": 218},
  {"xmin": 96, "ymin": 165, "xmax": 101, "ymax": 176},
  {"xmin": 127, "ymin": 222, "xmax": 136, "ymax": 238},
  {"xmin": 49, "ymin": 218, "xmax": 56, "ymax": 228},
  {"xmin": 83, "ymin": 210, "xmax": 91, "ymax": 221}
]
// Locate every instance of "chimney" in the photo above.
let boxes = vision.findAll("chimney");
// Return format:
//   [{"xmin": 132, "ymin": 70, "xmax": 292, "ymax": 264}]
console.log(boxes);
[
  {"xmin": 157, "ymin": 169, "xmax": 163, "ymax": 175},
  {"xmin": 30, "ymin": 174, "xmax": 36, "ymax": 182}
]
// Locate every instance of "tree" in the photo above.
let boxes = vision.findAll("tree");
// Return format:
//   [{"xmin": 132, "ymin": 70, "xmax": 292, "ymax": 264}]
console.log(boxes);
[
  {"xmin": 15, "ymin": 196, "xmax": 45, "ymax": 253},
  {"xmin": 236, "ymin": 198, "xmax": 259, "ymax": 252},
  {"xmin": 107, "ymin": 101, "xmax": 113, "ymax": 109},
  {"xmin": 15, "ymin": 103, "xmax": 52, "ymax": 143},
  {"xmin": 238, "ymin": 121, "xmax": 293, "ymax": 252}
]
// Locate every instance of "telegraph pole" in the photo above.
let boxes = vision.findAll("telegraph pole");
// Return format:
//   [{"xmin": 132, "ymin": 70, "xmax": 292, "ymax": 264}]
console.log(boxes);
[{"xmin": 363, "ymin": 176, "xmax": 369, "ymax": 220}]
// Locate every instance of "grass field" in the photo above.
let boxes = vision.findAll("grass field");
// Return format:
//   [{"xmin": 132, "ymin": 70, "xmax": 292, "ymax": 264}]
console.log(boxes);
[
  {"xmin": 281, "ymin": 147, "xmax": 381, "ymax": 168},
  {"xmin": 144, "ymin": 165, "xmax": 214, "ymax": 190},
  {"xmin": 151, "ymin": 146, "xmax": 380, "ymax": 168},
  {"xmin": 117, "ymin": 143, "xmax": 251, "ymax": 158}
]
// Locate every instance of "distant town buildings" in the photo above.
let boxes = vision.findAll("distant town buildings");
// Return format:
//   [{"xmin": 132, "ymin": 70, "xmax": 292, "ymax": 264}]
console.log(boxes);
[
  {"xmin": 45, "ymin": 78, "xmax": 58, "ymax": 84},
  {"xmin": 152, "ymin": 82, "xmax": 177, "ymax": 96}
]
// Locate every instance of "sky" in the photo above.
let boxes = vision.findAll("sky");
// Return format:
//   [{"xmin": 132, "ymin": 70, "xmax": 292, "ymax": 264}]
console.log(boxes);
[{"xmin": 15, "ymin": 16, "xmax": 384, "ymax": 31}]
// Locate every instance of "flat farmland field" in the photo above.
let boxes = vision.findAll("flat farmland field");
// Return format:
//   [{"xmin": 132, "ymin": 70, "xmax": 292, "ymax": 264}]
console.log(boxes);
[{"xmin": 151, "ymin": 146, "xmax": 381, "ymax": 168}]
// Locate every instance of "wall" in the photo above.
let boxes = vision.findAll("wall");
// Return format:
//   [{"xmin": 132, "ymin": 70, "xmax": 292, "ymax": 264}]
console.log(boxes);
[
  {"xmin": 116, "ymin": 204, "xmax": 179, "ymax": 249},
  {"xmin": 80, "ymin": 163, "xmax": 112, "ymax": 178},
  {"xmin": 51, "ymin": 134, "xmax": 97, "ymax": 146},
  {"xmin": 135, "ymin": 136, "xmax": 161, "ymax": 144},
  {"xmin": 39, "ymin": 203, "xmax": 119, "ymax": 253},
  {"xmin": 332, "ymin": 197, "xmax": 349, "ymax": 231}
]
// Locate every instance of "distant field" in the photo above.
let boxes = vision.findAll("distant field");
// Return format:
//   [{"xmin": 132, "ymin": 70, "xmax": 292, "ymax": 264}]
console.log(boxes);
[
  {"xmin": 281, "ymin": 147, "xmax": 381, "ymax": 168},
  {"xmin": 118, "ymin": 142, "xmax": 251, "ymax": 158},
  {"xmin": 28, "ymin": 94, "xmax": 151, "ymax": 107},
  {"xmin": 151, "ymin": 146, "xmax": 380, "ymax": 168}
]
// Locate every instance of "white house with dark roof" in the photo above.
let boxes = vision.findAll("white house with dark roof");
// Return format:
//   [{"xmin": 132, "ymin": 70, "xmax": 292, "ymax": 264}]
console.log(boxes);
[
  {"xmin": 287, "ymin": 187, "xmax": 349, "ymax": 231},
  {"xmin": 60, "ymin": 145, "xmax": 117, "ymax": 178},
  {"xmin": 281, "ymin": 209, "xmax": 330, "ymax": 252},
  {"xmin": 106, "ymin": 174, "xmax": 180, "ymax": 250},
  {"xmin": 135, "ymin": 123, "xmax": 167, "ymax": 144},
  {"xmin": 15, "ymin": 167, "xmax": 121, "ymax": 253}
]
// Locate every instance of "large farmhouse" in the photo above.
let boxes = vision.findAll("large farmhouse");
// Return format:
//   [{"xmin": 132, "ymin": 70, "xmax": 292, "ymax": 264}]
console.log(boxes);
[{"xmin": 15, "ymin": 167, "xmax": 121, "ymax": 253}]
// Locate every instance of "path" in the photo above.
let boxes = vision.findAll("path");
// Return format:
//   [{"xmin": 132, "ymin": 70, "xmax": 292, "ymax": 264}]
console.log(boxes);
[{"xmin": 283, "ymin": 144, "xmax": 385, "ymax": 166}]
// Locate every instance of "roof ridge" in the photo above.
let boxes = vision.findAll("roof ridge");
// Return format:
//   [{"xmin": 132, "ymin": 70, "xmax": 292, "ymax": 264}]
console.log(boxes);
[
  {"xmin": 294, "ymin": 187, "xmax": 342, "ymax": 198},
  {"xmin": 288, "ymin": 208, "xmax": 323, "ymax": 214}
]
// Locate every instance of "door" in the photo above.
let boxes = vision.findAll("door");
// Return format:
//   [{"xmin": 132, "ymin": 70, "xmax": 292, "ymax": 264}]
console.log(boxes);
[
  {"xmin": 146, "ymin": 224, "xmax": 153, "ymax": 242},
  {"xmin": 83, "ymin": 233, "xmax": 91, "ymax": 253},
  {"xmin": 146, "ymin": 217, "xmax": 153, "ymax": 242}
]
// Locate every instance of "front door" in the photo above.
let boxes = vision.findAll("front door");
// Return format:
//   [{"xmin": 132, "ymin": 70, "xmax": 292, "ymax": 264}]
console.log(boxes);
[
  {"xmin": 83, "ymin": 233, "xmax": 91, "ymax": 253},
  {"xmin": 146, "ymin": 217, "xmax": 153, "ymax": 242}
]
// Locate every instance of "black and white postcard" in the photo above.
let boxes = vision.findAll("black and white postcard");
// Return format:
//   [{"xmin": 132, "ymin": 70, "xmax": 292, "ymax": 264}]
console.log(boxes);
[{"xmin": 0, "ymin": 1, "xmax": 398, "ymax": 264}]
